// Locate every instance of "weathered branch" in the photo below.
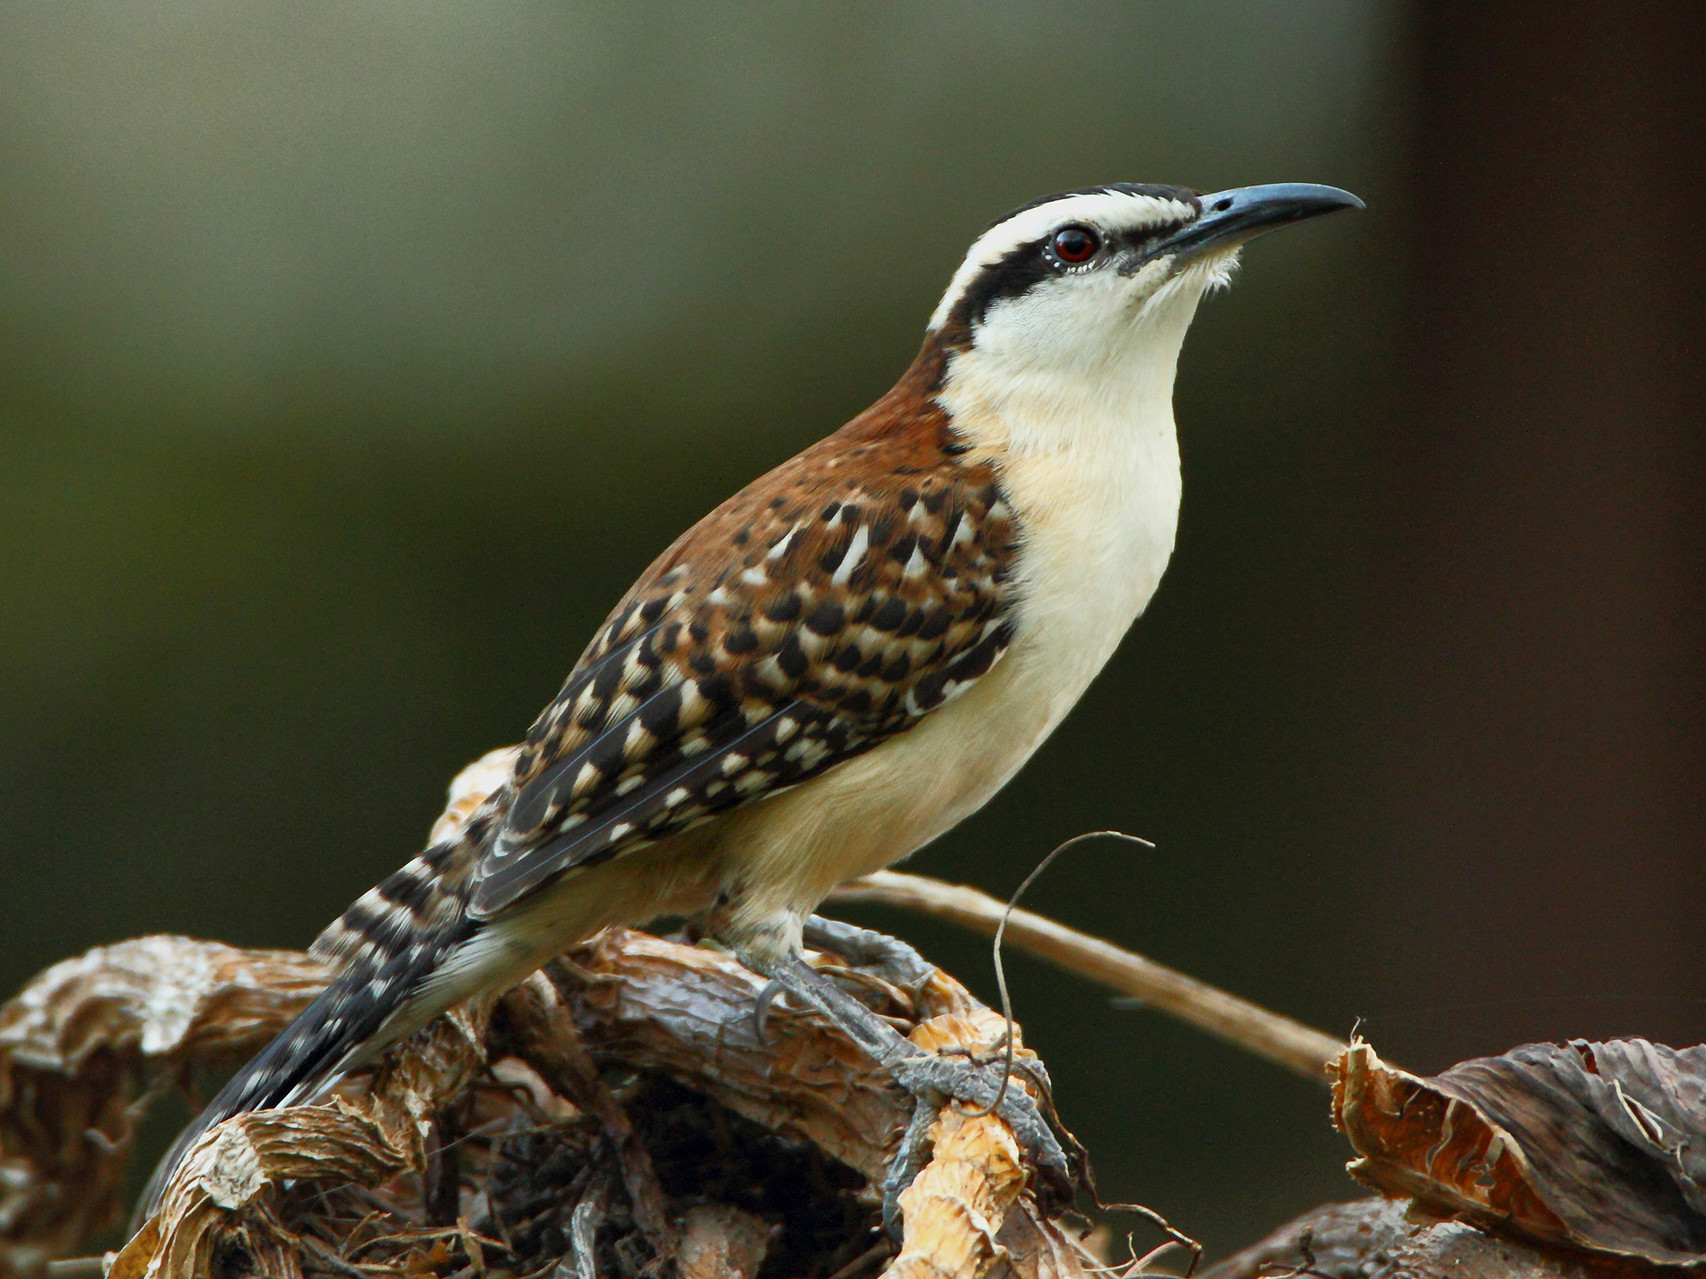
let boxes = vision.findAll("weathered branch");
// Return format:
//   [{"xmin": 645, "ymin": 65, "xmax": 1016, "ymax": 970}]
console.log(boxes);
[{"xmin": 831, "ymin": 871, "xmax": 1346, "ymax": 1085}]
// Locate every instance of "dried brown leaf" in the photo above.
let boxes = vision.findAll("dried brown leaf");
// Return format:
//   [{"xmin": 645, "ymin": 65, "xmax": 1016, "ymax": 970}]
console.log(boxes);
[
  {"xmin": 1334, "ymin": 1040, "xmax": 1706, "ymax": 1267},
  {"xmin": 1201, "ymin": 1195, "xmax": 1704, "ymax": 1279},
  {"xmin": 677, "ymin": 1204, "xmax": 776, "ymax": 1279}
]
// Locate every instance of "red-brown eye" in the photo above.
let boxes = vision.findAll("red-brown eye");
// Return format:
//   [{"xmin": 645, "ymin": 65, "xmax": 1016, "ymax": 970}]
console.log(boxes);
[{"xmin": 1050, "ymin": 225, "xmax": 1100, "ymax": 264}]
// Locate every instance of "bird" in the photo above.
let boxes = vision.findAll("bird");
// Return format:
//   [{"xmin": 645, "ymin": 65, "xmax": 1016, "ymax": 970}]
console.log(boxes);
[{"xmin": 135, "ymin": 180, "xmax": 1361, "ymax": 1231}]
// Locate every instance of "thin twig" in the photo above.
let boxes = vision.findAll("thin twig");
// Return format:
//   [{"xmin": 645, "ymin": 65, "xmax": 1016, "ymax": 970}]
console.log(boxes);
[
  {"xmin": 829, "ymin": 870, "xmax": 1346, "ymax": 1084},
  {"xmin": 1101, "ymin": 1202, "xmax": 1203, "ymax": 1278},
  {"xmin": 296, "ymin": 1233, "xmax": 378, "ymax": 1279},
  {"xmin": 553, "ymin": 1172, "xmax": 608, "ymax": 1279},
  {"xmin": 966, "ymin": 832, "xmax": 1155, "ymax": 1119}
]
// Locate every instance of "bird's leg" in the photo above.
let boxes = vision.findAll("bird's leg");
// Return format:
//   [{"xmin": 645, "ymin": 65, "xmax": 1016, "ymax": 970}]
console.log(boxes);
[
  {"xmin": 731, "ymin": 939, "xmax": 1071, "ymax": 1239},
  {"xmin": 753, "ymin": 916, "xmax": 929, "ymax": 1044}
]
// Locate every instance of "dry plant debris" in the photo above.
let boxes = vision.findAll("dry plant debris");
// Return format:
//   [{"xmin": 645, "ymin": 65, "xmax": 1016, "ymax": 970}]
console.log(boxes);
[
  {"xmin": 0, "ymin": 924, "xmax": 1099, "ymax": 1279},
  {"xmin": 1199, "ymin": 1195, "xmax": 1688, "ymax": 1279},
  {"xmin": 0, "ymin": 937, "xmax": 330, "ymax": 1274},
  {"xmin": 1333, "ymin": 1040, "xmax": 1706, "ymax": 1268},
  {"xmin": 8, "ymin": 751, "xmax": 1701, "ymax": 1279}
]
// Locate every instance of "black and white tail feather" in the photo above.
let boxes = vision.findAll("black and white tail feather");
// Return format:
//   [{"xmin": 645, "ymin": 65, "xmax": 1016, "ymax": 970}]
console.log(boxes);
[{"xmin": 132, "ymin": 823, "xmax": 487, "ymax": 1227}]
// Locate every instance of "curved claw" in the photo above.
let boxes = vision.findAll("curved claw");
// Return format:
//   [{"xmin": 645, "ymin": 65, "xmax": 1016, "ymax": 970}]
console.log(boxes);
[
  {"xmin": 726, "ymin": 934, "xmax": 1078, "ymax": 1233},
  {"xmin": 751, "ymin": 978, "xmax": 786, "ymax": 1046}
]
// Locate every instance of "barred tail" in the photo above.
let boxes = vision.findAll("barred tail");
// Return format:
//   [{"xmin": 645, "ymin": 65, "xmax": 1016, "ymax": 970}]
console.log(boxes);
[{"xmin": 132, "ymin": 826, "xmax": 487, "ymax": 1230}]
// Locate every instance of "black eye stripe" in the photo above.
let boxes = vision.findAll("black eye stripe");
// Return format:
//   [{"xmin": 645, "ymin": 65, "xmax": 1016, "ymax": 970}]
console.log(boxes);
[{"xmin": 937, "ymin": 197, "xmax": 1201, "ymax": 345}]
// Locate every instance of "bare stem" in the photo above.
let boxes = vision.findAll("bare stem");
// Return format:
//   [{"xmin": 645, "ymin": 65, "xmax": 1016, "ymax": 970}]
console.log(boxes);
[{"xmin": 828, "ymin": 871, "xmax": 1346, "ymax": 1086}]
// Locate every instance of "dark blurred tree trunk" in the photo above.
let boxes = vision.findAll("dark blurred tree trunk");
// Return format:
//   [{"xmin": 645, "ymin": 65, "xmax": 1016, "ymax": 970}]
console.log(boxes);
[{"xmin": 1378, "ymin": 4, "xmax": 1706, "ymax": 1063}]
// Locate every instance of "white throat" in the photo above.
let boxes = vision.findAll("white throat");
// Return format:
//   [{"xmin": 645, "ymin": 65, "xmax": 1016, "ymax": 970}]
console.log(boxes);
[{"xmin": 932, "ymin": 272, "xmax": 1212, "ymax": 742}]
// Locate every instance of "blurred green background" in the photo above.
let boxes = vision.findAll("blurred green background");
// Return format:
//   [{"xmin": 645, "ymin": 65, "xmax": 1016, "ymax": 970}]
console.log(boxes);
[{"xmin": 2, "ymin": 1, "xmax": 1701, "ymax": 1257}]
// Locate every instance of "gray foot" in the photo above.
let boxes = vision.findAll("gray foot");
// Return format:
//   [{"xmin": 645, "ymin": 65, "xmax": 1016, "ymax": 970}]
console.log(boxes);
[
  {"xmin": 732, "ymin": 933, "xmax": 1072, "ymax": 1239},
  {"xmin": 802, "ymin": 915, "xmax": 936, "ymax": 988}
]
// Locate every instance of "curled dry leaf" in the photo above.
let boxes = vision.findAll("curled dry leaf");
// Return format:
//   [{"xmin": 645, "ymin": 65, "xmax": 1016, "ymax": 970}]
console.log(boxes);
[
  {"xmin": 0, "ymin": 745, "xmax": 1104, "ymax": 1279},
  {"xmin": 884, "ymin": 997, "xmax": 1042, "ymax": 1279},
  {"xmin": 3, "ymin": 924, "xmax": 1092, "ymax": 1279},
  {"xmin": 1198, "ymin": 1196, "xmax": 1417, "ymax": 1279},
  {"xmin": 548, "ymin": 927, "xmax": 907, "ymax": 1184},
  {"xmin": 108, "ymin": 1001, "xmax": 491, "ymax": 1279},
  {"xmin": 0, "ymin": 937, "xmax": 329, "ymax": 1076},
  {"xmin": 1334, "ymin": 1039, "xmax": 1706, "ymax": 1267},
  {"xmin": 0, "ymin": 937, "xmax": 329, "ymax": 1273},
  {"xmin": 677, "ymin": 1204, "xmax": 777, "ymax": 1279}
]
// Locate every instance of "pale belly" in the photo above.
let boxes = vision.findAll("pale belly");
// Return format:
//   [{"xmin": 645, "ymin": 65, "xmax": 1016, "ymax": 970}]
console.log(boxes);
[
  {"xmin": 709, "ymin": 435, "xmax": 1182, "ymax": 951},
  {"xmin": 705, "ymin": 598, "xmax": 1148, "ymax": 952}
]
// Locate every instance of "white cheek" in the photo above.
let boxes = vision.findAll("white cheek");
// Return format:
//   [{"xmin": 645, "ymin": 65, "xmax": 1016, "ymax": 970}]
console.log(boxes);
[
  {"xmin": 971, "ymin": 259, "xmax": 1206, "ymax": 385},
  {"xmin": 975, "ymin": 272, "xmax": 1133, "ymax": 369},
  {"xmin": 936, "ymin": 262, "xmax": 1217, "ymax": 467}
]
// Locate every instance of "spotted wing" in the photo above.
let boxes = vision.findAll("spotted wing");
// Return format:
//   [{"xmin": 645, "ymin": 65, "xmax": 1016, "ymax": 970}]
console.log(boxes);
[{"xmin": 468, "ymin": 423, "xmax": 1016, "ymax": 919}]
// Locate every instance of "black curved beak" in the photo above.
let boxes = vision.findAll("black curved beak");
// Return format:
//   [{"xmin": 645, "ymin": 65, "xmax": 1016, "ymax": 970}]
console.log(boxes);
[{"xmin": 1139, "ymin": 182, "xmax": 1363, "ymax": 268}]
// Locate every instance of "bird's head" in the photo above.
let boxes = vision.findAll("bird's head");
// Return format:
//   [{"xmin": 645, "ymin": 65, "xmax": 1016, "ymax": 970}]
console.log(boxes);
[{"xmin": 928, "ymin": 183, "xmax": 1362, "ymax": 413}]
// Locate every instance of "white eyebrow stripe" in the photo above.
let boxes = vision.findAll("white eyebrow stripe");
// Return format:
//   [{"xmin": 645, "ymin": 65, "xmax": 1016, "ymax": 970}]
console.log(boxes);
[{"xmin": 927, "ymin": 189, "xmax": 1198, "ymax": 332}]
